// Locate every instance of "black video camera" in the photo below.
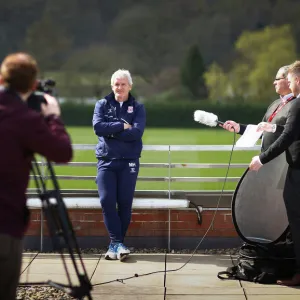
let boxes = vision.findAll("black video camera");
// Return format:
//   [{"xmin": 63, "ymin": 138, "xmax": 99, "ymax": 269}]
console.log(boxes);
[
  {"xmin": 27, "ymin": 79, "xmax": 56, "ymax": 112},
  {"xmin": 36, "ymin": 79, "xmax": 56, "ymax": 95}
]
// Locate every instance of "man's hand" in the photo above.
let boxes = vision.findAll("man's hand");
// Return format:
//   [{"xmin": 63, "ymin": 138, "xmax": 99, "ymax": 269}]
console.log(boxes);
[
  {"xmin": 124, "ymin": 123, "xmax": 132, "ymax": 130},
  {"xmin": 249, "ymin": 156, "xmax": 263, "ymax": 171},
  {"xmin": 221, "ymin": 120, "xmax": 240, "ymax": 133},
  {"xmin": 41, "ymin": 94, "xmax": 61, "ymax": 117},
  {"xmin": 257, "ymin": 122, "xmax": 276, "ymax": 133}
]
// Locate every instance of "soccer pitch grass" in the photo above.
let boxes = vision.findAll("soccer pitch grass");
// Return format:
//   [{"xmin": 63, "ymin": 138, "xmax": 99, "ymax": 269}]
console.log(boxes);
[{"xmin": 33, "ymin": 127, "xmax": 260, "ymax": 191}]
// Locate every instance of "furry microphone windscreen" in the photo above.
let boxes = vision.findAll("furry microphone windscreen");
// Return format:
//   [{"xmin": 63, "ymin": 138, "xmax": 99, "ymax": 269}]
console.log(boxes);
[{"xmin": 194, "ymin": 110, "xmax": 221, "ymax": 127}]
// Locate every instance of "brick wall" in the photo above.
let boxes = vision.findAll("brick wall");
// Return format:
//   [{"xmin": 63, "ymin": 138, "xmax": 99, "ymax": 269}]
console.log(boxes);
[{"xmin": 26, "ymin": 208, "xmax": 237, "ymax": 238}]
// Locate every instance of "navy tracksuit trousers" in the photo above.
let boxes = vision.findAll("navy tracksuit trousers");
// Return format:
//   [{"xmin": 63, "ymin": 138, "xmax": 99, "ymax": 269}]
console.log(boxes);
[{"xmin": 96, "ymin": 158, "xmax": 139, "ymax": 244}]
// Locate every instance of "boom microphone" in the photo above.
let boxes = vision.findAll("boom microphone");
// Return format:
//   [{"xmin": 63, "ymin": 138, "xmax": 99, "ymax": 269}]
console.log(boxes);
[{"xmin": 194, "ymin": 110, "xmax": 224, "ymax": 127}]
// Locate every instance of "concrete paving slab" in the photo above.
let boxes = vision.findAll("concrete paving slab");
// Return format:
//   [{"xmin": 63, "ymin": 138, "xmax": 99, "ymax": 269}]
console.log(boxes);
[
  {"xmin": 19, "ymin": 273, "xmax": 80, "ymax": 285},
  {"xmin": 92, "ymin": 285, "xmax": 165, "ymax": 295},
  {"xmin": 24, "ymin": 255, "xmax": 98, "ymax": 263},
  {"xmin": 21, "ymin": 253, "xmax": 40, "ymax": 269},
  {"xmin": 25, "ymin": 258, "xmax": 100, "ymax": 264},
  {"xmin": 20, "ymin": 263, "xmax": 96, "ymax": 277},
  {"xmin": 111, "ymin": 253, "xmax": 167, "ymax": 263},
  {"xmin": 91, "ymin": 295, "xmax": 164, "ymax": 300},
  {"xmin": 165, "ymin": 296, "xmax": 245, "ymax": 300},
  {"xmin": 245, "ymin": 287, "xmax": 300, "ymax": 295},
  {"xmin": 166, "ymin": 254, "xmax": 233, "ymax": 268},
  {"xmin": 23, "ymin": 253, "xmax": 100, "ymax": 258},
  {"xmin": 93, "ymin": 259, "xmax": 165, "ymax": 275},
  {"xmin": 247, "ymin": 296, "xmax": 300, "ymax": 300},
  {"xmin": 165, "ymin": 274, "xmax": 241, "ymax": 288},
  {"xmin": 241, "ymin": 281, "xmax": 290, "ymax": 288},
  {"xmin": 91, "ymin": 273, "xmax": 164, "ymax": 287},
  {"xmin": 166, "ymin": 287, "xmax": 244, "ymax": 295},
  {"xmin": 165, "ymin": 254, "xmax": 232, "ymax": 275},
  {"xmin": 20, "ymin": 253, "xmax": 100, "ymax": 283},
  {"xmin": 21, "ymin": 258, "xmax": 35, "ymax": 272},
  {"xmin": 91, "ymin": 254, "xmax": 166, "ymax": 286},
  {"xmin": 22, "ymin": 253, "xmax": 102, "ymax": 263},
  {"xmin": 99, "ymin": 253, "xmax": 166, "ymax": 262}
]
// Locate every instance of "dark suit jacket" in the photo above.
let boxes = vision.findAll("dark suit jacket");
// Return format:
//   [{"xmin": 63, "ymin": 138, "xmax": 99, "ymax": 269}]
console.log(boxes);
[
  {"xmin": 239, "ymin": 97, "xmax": 295, "ymax": 151},
  {"xmin": 259, "ymin": 97, "xmax": 300, "ymax": 168}
]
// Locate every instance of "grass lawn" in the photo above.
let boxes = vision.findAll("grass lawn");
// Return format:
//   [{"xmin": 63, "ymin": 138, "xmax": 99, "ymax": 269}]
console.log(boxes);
[{"xmin": 31, "ymin": 127, "xmax": 260, "ymax": 191}]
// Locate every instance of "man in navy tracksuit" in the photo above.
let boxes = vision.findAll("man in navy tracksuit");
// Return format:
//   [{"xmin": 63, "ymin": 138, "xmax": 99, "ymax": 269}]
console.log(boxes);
[{"xmin": 92, "ymin": 69, "xmax": 146, "ymax": 261}]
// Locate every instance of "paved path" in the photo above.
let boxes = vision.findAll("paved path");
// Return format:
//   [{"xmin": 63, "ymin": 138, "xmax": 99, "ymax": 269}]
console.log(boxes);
[{"xmin": 20, "ymin": 253, "xmax": 300, "ymax": 299}]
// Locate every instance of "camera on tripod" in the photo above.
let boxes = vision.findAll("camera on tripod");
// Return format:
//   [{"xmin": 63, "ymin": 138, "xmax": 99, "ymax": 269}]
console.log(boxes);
[{"xmin": 27, "ymin": 79, "xmax": 56, "ymax": 112}]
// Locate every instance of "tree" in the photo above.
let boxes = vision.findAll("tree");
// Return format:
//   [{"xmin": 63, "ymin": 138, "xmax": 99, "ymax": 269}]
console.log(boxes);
[
  {"xmin": 109, "ymin": 4, "xmax": 180, "ymax": 79},
  {"xmin": 205, "ymin": 24, "xmax": 297, "ymax": 103},
  {"xmin": 204, "ymin": 63, "xmax": 230, "ymax": 103},
  {"xmin": 62, "ymin": 44, "xmax": 129, "ymax": 74},
  {"xmin": 233, "ymin": 24, "xmax": 297, "ymax": 101},
  {"xmin": 180, "ymin": 45, "xmax": 207, "ymax": 99},
  {"xmin": 24, "ymin": 16, "xmax": 72, "ymax": 71},
  {"xmin": 60, "ymin": 44, "xmax": 135, "ymax": 98},
  {"xmin": 43, "ymin": 0, "xmax": 104, "ymax": 48}
]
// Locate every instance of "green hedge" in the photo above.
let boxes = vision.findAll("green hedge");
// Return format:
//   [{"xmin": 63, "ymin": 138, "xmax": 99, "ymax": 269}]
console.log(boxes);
[{"xmin": 61, "ymin": 102, "xmax": 267, "ymax": 128}]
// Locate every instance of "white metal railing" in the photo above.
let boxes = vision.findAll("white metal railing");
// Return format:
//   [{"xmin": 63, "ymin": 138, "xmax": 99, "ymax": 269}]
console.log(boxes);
[
  {"xmin": 73, "ymin": 145, "xmax": 261, "ymax": 151},
  {"xmin": 29, "ymin": 144, "xmax": 260, "ymax": 184}
]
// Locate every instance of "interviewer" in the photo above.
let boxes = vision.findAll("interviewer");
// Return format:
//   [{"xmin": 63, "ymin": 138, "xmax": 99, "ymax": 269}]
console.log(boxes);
[{"xmin": 0, "ymin": 52, "xmax": 73, "ymax": 299}]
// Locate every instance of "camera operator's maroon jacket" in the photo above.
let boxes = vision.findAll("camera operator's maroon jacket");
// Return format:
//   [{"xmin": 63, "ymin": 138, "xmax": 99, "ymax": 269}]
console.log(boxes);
[{"xmin": 0, "ymin": 89, "xmax": 73, "ymax": 239}]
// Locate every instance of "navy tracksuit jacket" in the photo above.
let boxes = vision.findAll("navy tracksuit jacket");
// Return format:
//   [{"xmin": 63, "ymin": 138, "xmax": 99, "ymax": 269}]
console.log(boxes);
[{"xmin": 92, "ymin": 92, "xmax": 146, "ymax": 244}]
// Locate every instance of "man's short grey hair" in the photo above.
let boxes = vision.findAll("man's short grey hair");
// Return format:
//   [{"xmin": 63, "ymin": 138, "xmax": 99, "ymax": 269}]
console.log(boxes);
[
  {"xmin": 278, "ymin": 65, "xmax": 290, "ymax": 78},
  {"xmin": 111, "ymin": 69, "xmax": 133, "ymax": 86}
]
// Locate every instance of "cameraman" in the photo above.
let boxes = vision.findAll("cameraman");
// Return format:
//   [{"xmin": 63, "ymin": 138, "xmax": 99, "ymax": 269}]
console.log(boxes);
[{"xmin": 0, "ymin": 52, "xmax": 72, "ymax": 299}]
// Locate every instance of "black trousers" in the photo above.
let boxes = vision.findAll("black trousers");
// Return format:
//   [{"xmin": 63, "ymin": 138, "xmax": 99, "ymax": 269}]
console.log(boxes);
[
  {"xmin": 283, "ymin": 167, "xmax": 300, "ymax": 273},
  {"xmin": 0, "ymin": 234, "xmax": 23, "ymax": 300}
]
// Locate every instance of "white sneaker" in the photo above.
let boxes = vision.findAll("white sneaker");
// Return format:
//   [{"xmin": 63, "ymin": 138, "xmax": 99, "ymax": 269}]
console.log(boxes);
[
  {"xmin": 104, "ymin": 244, "xmax": 118, "ymax": 260},
  {"xmin": 116, "ymin": 243, "xmax": 130, "ymax": 261}
]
